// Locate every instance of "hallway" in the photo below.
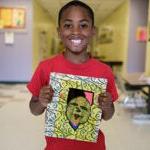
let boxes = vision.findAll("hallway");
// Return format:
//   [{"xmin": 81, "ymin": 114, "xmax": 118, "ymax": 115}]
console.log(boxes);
[{"xmin": 0, "ymin": 84, "xmax": 150, "ymax": 150}]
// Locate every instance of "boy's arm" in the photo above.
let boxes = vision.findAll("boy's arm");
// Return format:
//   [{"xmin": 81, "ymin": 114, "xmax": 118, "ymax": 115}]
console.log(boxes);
[
  {"xmin": 29, "ymin": 86, "xmax": 54, "ymax": 116},
  {"xmin": 98, "ymin": 92, "xmax": 115, "ymax": 120}
]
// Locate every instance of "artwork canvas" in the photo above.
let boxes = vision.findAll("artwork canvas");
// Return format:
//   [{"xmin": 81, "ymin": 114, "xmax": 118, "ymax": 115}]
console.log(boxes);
[
  {"xmin": 136, "ymin": 27, "xmax": 147, "ymax": 42},
  {"xmin": 99, "ymin": 26, "xmax": 114, "ymax": 44},
  {"xmin": 45, "ymin": 72, "xmax": 107, "ymax": 142},
  {"xmin": 0, "ymin": 7, "xmax": 25, "ymax": 29}
]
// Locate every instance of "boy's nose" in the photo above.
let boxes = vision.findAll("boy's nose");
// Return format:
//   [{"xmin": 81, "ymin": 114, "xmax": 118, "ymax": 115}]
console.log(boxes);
[{"xmin": 72, "ymin": 26, "xmax": 80, "ymax": 35}]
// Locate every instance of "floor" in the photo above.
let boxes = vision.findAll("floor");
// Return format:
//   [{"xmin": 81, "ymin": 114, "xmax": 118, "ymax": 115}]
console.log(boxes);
[{"xmin": 0, "ymin": 84, "xmax": 150, "ymax": 150}]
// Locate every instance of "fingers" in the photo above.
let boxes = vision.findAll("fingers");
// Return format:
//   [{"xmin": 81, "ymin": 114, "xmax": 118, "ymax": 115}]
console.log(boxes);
[
  {"xmin": 100, "ymin": 92, "xmax": 111, "ymax": 100},
  {"xmin": 40, "ymin": 93, "xmax": 52, "ymax": 100},
  {"xmin": 98, "ymin": 92, "xmax": 113, "ymax": 109},
  {"xmin": 39, "ymin": 85, "xmax": 54, "ymax": 107},
  {"xmin": 98, "ymin": 92, "xmax": 110, "ymax": 103},
  {"xmin": 98, "ymin": 92, "xmax": 114, "ymax": 120},
  {"xmin": 100, "ymin": 100, "xmax": 113, "ymax": 110},
  {"xmin": 40, "ymin": 86, "xmax": 54, "ymax": 95}
]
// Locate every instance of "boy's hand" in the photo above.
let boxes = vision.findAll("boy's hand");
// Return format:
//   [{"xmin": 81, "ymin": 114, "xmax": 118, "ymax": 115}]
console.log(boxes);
[
  {"xmin": 39, "ymin": 85, "xmax": 54, "ymax": 108},
  {"xmin": 98, "ymin": 92, "xmax": 114, "ymax": 120}
]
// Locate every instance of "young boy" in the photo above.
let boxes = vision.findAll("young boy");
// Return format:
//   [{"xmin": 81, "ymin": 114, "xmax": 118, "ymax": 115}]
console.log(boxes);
[{"xmin": 27, "ymin": 1, "xmax": 118, "ymax": 150}]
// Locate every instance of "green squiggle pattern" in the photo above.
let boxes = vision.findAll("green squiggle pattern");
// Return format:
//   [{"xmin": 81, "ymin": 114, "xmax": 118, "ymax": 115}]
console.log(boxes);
[{"xmin": 45, "ymin": 73, "xmax": 107, "ymax": 143}]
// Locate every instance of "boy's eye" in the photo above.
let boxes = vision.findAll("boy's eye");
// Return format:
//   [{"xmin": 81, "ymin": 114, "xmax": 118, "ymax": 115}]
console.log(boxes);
[
  {"xmin": 63, "ymin": 23, "xmax": 72, "ymax": 29},
  {"xmin": 80, "ymin": 23, "xmax": 89, "ymax": 29}
]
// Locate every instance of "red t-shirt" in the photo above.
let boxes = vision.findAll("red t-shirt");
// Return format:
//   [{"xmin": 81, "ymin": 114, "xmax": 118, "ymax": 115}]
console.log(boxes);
[{"xmin": 27, "ymin": 53, "xmax": 118, "ymax": 150}]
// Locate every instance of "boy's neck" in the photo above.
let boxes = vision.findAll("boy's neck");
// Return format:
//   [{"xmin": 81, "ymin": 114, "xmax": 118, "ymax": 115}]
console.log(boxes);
[{"xmin": 64, "ymin": 51, "xmax": 90, "ymax": 64}]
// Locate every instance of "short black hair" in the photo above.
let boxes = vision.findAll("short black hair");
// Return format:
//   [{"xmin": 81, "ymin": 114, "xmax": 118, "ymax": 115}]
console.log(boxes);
[
  {"xmin": 58, "ymin": 0, "xmax": 94, "ymax": 26},
  {"xmin": 67, "ymin": 88, "xmax": 86, "ymax": 104}
]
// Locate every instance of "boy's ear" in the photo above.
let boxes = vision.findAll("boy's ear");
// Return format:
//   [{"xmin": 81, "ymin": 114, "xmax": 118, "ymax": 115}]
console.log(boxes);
[
  {"xmin": 92, "ymin": 26, "xmax": 96, "ymax": 36},
  {"xmin": 57, "ymin": 27, "xmax": 61, "ymax": 38}
]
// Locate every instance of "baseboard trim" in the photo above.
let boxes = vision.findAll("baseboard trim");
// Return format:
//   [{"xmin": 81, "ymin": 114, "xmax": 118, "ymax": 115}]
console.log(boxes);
[{"xmin": 0, "ymin": 81, "xmax": 28, "ymax": 84}]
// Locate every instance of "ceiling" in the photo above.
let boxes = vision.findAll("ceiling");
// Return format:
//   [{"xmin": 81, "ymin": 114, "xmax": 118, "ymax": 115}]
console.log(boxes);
[{"xmin": 37, "ymin": 0, "xmax": 126, "ymax": 25}]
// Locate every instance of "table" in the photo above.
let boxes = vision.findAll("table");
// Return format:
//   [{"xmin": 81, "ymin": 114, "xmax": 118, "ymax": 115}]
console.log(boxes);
[
  {"xmin": 123, "ymin": 73, "xmax": 150, "ymax": 114},
  {"xmin": 101, "ymin": 60, "xmax": 123, "ymax": 68},
  {"xmin": 93, "ymin": 57, "xmax": 123, "ymax": 73}
]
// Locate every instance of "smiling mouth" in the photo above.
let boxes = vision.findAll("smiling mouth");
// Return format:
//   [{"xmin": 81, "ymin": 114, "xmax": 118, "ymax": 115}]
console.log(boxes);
[{"xmin": 70, "ymin": 39, "xmax": 82, "ymax": 46}]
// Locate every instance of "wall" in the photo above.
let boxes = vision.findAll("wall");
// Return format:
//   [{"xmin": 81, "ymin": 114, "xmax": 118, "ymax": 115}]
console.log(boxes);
[
  {"xmin": 146, "ymin": 42, "xmax": 150, "ymax": 75},
  {"xmin": 127, "ymin": 0, "xmax": 148, "ymax": 73},
  {"xmin": 0, "ymin": 0, "xmax": 32, "ymax": 82},
  {"xmin": 146, "ymin": 1, "xmax": 150, "ymax": 75},
  {"xmin": 96, "ymin": 1, "xmax": 129, "ymax": 73},
  {"xmin": 33, "ymin": 0, "xmax": 56, "ymax": 69}
]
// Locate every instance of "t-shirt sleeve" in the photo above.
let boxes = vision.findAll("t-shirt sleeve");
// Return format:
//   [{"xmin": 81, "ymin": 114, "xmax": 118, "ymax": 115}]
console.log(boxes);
[
  {"xmin": 27, "ymin": 62, "xmax": 48, "ymax": 97},
  {"xmin": 106, "ymin": 69, "xmax": 118, "ymax": 102}
]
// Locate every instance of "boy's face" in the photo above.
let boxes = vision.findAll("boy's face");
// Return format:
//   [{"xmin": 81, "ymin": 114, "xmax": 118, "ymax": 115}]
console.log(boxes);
[{"xmin": 58, "ymin": 6, "xmax": 95, "ymax": 54}]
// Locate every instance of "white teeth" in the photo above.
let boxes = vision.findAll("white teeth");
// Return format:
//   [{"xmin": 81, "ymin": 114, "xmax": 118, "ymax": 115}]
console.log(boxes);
[{"xmin": 71, "ymin": 39, "xmax": 81, "ymax": 45}]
